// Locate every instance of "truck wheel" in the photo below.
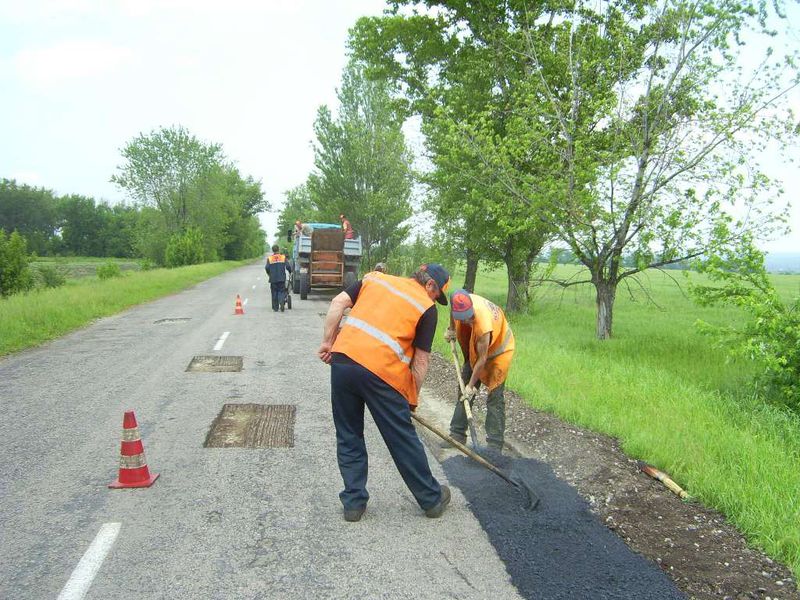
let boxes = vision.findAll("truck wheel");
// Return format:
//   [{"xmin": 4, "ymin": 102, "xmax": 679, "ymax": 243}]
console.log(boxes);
[
  {"xmin": 343, "ymin": 270, "xmax": 357, "ymax": 290},
  {"xmin": 292, "ymin": 267, "xmax": 300, "ymax": 294},
  {"xmin": 300, "ymin": 272, "xmax": 310, "ymax": 300}
]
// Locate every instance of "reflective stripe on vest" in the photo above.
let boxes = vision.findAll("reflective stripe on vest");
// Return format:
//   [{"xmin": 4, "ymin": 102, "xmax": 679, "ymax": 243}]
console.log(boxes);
[
  {"xmin": 488, "ymin": 328, "xmax": 513, "ymax": 359},
  {"xmin": 363, "ymin": 273, "xmax": 426, "ymax": 313},
  {"xmin": 343, "ymin": 316, "xmax": 412, "ymax": 365}
]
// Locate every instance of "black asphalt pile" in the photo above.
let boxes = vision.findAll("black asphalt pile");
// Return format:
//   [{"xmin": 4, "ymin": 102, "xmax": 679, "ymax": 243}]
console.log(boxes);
[{"xmin": 442, "ymin": 451, "xmax": 685, "ymax": 600}]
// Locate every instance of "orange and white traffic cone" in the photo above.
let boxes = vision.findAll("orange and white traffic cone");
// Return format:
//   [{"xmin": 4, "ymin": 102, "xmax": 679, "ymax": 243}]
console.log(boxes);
[
  {"xmin": 234, "ymin": 294, "xmax": 245, "ymax": 315},
  {"xmin": 109, "ymin": 411, "xmax": 159, "ymax": 489}
]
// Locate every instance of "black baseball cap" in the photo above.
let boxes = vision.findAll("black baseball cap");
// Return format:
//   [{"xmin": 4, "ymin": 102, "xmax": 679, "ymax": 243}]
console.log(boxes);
[{"xmin": 420, "ymin": 263, "xmax": 451, "ymax": 305}]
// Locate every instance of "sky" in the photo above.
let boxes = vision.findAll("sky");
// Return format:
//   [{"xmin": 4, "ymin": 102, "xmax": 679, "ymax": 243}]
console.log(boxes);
[{"xmin": 1, "ymin": 0, "xmax": 798, "ymax": 253}]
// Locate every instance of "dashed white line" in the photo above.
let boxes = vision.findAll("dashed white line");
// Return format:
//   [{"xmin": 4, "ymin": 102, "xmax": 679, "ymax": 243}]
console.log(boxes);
[
  {"xmin": 243, "ymin": 298, "xmax": 249, "ymax": 306},
  {"xmin": 214, "ymin": 331, "xmax": 230, "ymax": 351},
  {"xmin": 57, "ymin": 522, "xmax": 121, "ymax": 600},
  {"xmin": 252, "ymin": 284, "xmax": 256, "ymax": 290}
]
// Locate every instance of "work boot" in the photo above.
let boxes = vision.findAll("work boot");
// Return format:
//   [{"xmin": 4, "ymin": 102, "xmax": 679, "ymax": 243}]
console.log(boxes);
[
  {"xmin": 425, "ymin": 485, "xmax": 451, "ymax": 518},
  {"xmin": 343, "ymin": 506, "xmax": 366, "ymax": 522}
]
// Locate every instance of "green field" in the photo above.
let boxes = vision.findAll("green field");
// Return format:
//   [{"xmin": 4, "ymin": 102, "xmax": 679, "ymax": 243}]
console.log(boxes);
[
  {"xmin": 434, "ymin": 265, "xmax": 800, "ymax": 576},
  {"xmin": 31, "ymin": 256, "xmax": 142, "ymax": 280},
  {"xmin": 0, "ymin": 261, "xmax": 247, "ymax": 356}
]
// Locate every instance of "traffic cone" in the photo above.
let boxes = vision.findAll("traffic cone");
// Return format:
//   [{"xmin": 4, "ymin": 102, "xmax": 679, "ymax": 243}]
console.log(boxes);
[
  {"xmin": 234, "ymin": 294, "xmax": 245, "ymax": 315},
  {"xmin": 109, "ymin": 411, "xmax": 159, "ymax": 489}
]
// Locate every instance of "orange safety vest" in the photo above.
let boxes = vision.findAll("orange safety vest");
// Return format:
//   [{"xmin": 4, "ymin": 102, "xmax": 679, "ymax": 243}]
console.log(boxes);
[
  {"xmin": 332, "ymin": 272, "xmax": 434, "ymax": 406},
  {"xmin": 455, "ymin": 293, "xmax": 515, "ymax": 390}
]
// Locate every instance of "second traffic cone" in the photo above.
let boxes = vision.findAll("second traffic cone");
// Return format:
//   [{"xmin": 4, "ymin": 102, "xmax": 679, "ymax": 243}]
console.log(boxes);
[
  {"xmin": 234, "ymin": 294, "xmax": 245, "ymax": 315},
  {"xmin": 109, "ymin": 411, "xmax": 159, "ymax": 489}
]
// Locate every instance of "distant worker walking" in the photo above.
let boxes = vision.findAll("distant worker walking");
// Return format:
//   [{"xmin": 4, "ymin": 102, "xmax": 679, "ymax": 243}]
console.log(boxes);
[
  {"xmin": 445, "ymin": 290, "xmax": 515, "ymax": 452},
  {"xmin": 265, "ymin": 244, "xmax": 292, "ymax": 312},
  {"xmin": 339, "ymin": 214, "xmax": 354, "ymax": 240},
  {"xmin": 318, "ymin": 264, "xmax": 453, "ymax": 522}
]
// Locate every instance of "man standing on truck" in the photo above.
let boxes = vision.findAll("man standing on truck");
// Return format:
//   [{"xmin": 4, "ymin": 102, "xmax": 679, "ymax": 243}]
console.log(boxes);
[
  {"xmin": 339, "ymin": 214, "xmax": 355, "ymax": 239},
  {"xmin": 318, "ymin": 263, "xmax": 452, "ymax": 521},
  {"xmin": 265, "ymin": 244, "xmax": 292, "ymax": 312}
]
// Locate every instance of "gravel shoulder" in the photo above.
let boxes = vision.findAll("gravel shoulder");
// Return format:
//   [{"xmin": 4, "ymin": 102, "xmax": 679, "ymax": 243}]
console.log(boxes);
[{"xmin": 420, "ymin": 353, "xmax": 798, "ymax": 600}]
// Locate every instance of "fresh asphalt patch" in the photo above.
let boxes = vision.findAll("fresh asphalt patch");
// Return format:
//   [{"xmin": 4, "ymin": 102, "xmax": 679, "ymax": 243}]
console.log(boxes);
[{"xmin": 442, "ymin": 450, "xmax": 685, "ymax": 600}]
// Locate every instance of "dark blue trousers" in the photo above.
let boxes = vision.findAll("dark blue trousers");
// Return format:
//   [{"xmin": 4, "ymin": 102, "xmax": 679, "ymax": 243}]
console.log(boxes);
[
  {"xmin": 331, "ymin": 361, "xmax": 442, "ymax": 512},
  {"xmin": 270, "ymin": 282, "xmax": 286, "ymax": 311}
]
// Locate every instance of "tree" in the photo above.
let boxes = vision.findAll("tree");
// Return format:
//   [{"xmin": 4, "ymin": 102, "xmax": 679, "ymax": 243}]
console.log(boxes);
[
  {"xmin": 0, "ymin": 179, "xmax": 59, "ymax": 255},
  {"xmin": 350, "ymin": 3, "xmax": 553, "ymax": 311},
  {"xmin": 277, "ymin": 183, "xmax": 319, "ymax": 242},
  {"xmin": 111, "ymin": 125, "xmax": 224, "ymax": 231},
  {"xmin": 444, "ymin": 0, "xmax": 798, "ymax": 338},
  {"xmin": 308, "ymin": 61, "xmax": 414, "ymax": 267}
]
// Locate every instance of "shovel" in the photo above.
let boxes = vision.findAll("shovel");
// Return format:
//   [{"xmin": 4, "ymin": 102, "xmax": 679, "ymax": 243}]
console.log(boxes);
[
  {"xmin": 411, "ymin": 412, "xmax": 540, "ymax": 510},
  {"xmin": 449, "ymin": 338, "xmax": 480, "ymax": 450}
]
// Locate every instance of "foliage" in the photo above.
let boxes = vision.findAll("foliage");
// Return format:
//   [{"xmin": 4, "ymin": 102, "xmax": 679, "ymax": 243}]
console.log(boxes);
[
  {"xmin": 385, "ymin": 235, "xmax": 457, "ymax": 277},
  {"xmin": 691, "ymin": 240, "xmax": 800, "ymax": 411},
  {"xmin": 96, "ymin": 262, "xmax": 123, "ymax": 280},
  {"xmin": 164, "ymin": 227, "xmax": 206, "ymax": 267},
  {"xmin": 0, "ymin": 179, "xmax": 59, "ymax": 255},
  {"xmin": 34, "ymin": 264, "xmax": 67, "ymax": 289},
  {"xmin": 276, "ymin": 184, "xmax": 319, "ymax": 243},
  {"xmin": 0, "ymin": 229, "xmax": 35, "ymax": 297},
  {"xmin": 308, "ymin": 61, "xmax": 413, "ymax": 268}
]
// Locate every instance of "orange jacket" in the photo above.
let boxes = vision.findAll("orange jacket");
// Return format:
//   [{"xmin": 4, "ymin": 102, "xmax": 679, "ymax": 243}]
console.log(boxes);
[
  {"xmin": 455, "ymin": 293, "xmax": 515, "ymax": 390},
  {"xmin": 332, "ymin": 272, "xmax": 433, "ymax": 406}
]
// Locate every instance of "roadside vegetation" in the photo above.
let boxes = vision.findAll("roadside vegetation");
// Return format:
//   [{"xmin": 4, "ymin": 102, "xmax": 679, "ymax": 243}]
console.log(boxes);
[
  {"xmin": 433, "ymin": 265, "xmax": 800, "ymax": 576},
  {"xmin": 0, "ymin": 261, "xmax": 244, "ymax": 356}
]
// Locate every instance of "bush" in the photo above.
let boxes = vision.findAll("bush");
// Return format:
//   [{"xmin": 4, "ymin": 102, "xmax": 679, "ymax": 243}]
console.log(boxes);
[
  {"xmin": 165, "ymin": 227, "xmax": 205, "ymax": 267},
  {"xmin": 138, "ymin": 258, "xmax": 156, "ymax": 271},
  {"xmin": 0, "ymin": 230, "xmax": 35, "ymax": 297},
  {"xmin": 35, "ymin": 264, "xmax": 67, "ymax": 288},
  {"xmin": 691, "ymin": 239, "xmax": 800, "ymax": 412},
  {"xmin": 96, "ymin": 262, "xmax": 122, "ymax": 280}
]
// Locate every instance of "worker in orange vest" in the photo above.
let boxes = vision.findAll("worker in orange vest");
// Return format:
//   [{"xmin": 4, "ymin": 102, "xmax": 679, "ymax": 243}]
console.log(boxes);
[
  {"xmin": 265, "ymin": 244, "xmax": 292, "ymax": 312},
  {"xmin": 445, "ymin": 289, "xmax": 515, "ymax": 452},
  {"xmin": 318, "ymin": 263, "xmax": 452, "ymax": 522},
  {"xmin": 339, "ymin": 213, "xmax": 354, "ymax": 239}
]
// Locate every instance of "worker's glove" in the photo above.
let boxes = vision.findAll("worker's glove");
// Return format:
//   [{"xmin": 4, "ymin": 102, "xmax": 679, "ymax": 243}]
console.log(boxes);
[
  {"xmin": 460, "ymin": 385, "xmax": 477, "ymax": 403},
  {"xmin": 444, "ymin": 327, "xmax": 456, "ymax": 342}
]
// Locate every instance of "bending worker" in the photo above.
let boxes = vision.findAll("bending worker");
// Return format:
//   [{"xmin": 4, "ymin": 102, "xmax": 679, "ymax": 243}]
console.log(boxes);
[
  {"xmin": 445, "ymin": 289, "xmax": 515, "ymax": 452},
  {"xmin": 265, "ymin": 244, "xmax": 292, "ymax": 312},
  {"xmin": 339, "ymin": 213, "xmax": 354, "ymax": 239},
  {"xmin": 318, "ymin": 264, "xmax": 452, "ymax": 522}
]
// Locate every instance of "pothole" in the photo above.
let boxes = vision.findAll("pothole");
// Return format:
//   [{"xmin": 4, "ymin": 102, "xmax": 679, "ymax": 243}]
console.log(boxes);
[
  {"xmin": 204, "ymin": 404, "xmax": 296, "ymax": 448},
  {"xmin": 186, "ymin": 355, "xmax": 243, "ymax": 372},
  {"xmin": 154, "ymin": 317, "xmax": 192, "ymax": 324}
]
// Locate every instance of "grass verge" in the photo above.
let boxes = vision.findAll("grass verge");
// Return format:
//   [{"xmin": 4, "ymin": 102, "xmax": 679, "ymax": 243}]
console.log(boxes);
[
  {"xmin": 434, "ymin": 265, "xmax": 800, "ymax": 576},
  {"xmin": 0, "ymin": 261, "xmax": 246, "ymax": 356}
]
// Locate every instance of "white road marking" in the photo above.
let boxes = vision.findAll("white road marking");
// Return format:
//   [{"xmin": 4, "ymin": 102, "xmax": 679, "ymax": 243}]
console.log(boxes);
[
  {"xmin": 213, "ymin": 331, "xmax": 230, "ymax": 351},
  {"xmin": 243, "ymin": 298, "xmax": 249, "ymax": 306},
  {"xmin": 252, "ymin": 285, "xmax": 256, "ymax": 290},
  {"xmin": 57, "ymin": 522, "xmax": 121, "ymax": 600}
]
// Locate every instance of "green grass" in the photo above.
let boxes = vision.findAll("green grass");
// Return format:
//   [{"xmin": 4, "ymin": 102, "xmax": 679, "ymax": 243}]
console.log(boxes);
[
  {"xmin": 434, "ymin": 265, "xmax": 800, "ymax": 576},
  {"xmin": 0, "ymin": 261, "xmax": 246, "ymax": 356}
]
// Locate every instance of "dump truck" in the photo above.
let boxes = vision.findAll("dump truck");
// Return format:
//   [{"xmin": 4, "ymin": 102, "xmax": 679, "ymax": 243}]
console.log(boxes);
[{"xmin": 288, "ymin": 223, "xmax": 362, "ymax": 300}]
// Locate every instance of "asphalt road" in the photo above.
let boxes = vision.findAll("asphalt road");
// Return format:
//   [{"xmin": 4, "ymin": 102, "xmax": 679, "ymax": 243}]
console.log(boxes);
[
  {"xmin": 0, "ymin": 263, "xmax": 520, "ymax": 599},
  {"xmin": 0, "ymin": 262, "xmax": 682, "ymax": 599}
]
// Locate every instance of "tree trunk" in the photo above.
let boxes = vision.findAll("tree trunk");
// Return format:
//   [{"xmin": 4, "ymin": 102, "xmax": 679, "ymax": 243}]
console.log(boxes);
[
  {"xmin": 505, "ymin": 255, "xmax": 532, "ymax": 312},
  {"xmin": 594, "ymin": 279, "xmax": 617, "ymax": 340},
  {"xmin": 463, "ymin": 248, "xmax": 478, "ymax": 292}
]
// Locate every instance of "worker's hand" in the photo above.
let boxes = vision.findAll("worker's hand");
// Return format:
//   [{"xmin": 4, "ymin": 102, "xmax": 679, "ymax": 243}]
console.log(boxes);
[
  {"xmin": 444, "ymin": 327, "xmax": 456, "ymax": 342},
  {"xmin": 317, "ymin": 341, "xmax": 334, "ymax": 364},
  {"xmin": 461, "ymin": 385, "xmax": 477, "ymax": 403}
]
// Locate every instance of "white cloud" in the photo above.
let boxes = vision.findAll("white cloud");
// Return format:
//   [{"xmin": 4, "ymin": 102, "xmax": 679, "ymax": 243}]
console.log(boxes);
[
  {"xmin": 8, "ymin": 171, "xmax": 43, "ymax": 186},
  {"xmin": 12, "ymin": 39, "xmax": 133, "ymax": 88}
]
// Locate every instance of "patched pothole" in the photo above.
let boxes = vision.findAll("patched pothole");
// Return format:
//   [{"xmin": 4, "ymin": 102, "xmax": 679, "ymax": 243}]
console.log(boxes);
[
  {"xmin": 204, "ymin": 403, "xmax": 295, "ymax": 448},
  {"xmin": 186, "ymin": 355, "xmax": 243, "ymax": 372},
  {"xmin": 154, "ymin": 317, "xmax": 192, "ymax": 324}
]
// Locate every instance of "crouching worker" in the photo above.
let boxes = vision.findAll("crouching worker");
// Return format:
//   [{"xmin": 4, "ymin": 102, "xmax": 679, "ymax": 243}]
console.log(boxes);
[
  {"xmin": 318, "ymin": 264, "xmax": 453, "ymax": 522},
  {"xmin": 445, "ymin": 290, "xmax": 515, "ymax": 452}
]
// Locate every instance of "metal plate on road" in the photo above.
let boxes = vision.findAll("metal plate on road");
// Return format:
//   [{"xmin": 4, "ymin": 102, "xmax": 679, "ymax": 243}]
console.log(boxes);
[
  {"xmin": 186, "ymin": 355, "xmax": 243, "ymax": 372},
  {"xmin": 204, "ymin": 404, "xmax": 295, "ymax": 448}
]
